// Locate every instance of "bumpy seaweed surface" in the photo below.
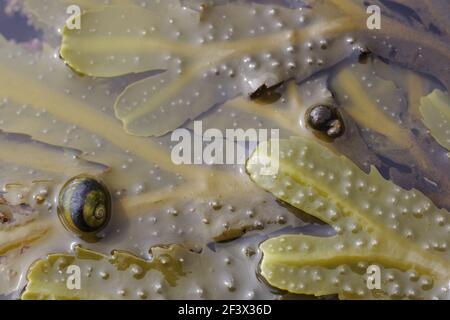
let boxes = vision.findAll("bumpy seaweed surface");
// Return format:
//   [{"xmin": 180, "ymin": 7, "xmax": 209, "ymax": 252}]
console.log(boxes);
[
  {"xmin": 0, "ymin": 0, "xmax": 449, "ymax": 299},
  {"xmin": 420, "ymin": 90, "xmax": 450, "ymax": 152},
  {"xmin": 247, "ymin": 137, "xmax": 449, "ymax": 299}
]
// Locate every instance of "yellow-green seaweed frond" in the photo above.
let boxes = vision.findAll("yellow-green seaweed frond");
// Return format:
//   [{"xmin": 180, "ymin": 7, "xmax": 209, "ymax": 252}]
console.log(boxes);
[
  {"xmin": 21, "ymin": 245, "xmax": 186, "ymax": 300},
  {"xmin": 420, "ymin": 89, "xmax": 450, "ymax": 151},
  {"xmin": 247, "ymin": 137, "xmax": 450, "ymax": 299}
]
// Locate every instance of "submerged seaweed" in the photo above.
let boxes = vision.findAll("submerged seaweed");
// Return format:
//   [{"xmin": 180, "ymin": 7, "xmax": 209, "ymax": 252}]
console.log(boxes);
[
  {"xmin": 419, "ymin": 90, "xmax": 450, "ymax": 152},
  {"xmin": 0, "ymin": 0, "xmax": 448, "ymax": 300},
  {"xmin": 0, "ymin": 33, "xmax": 300, "ymax": 298},
  {"xmin": 247, "ymin": 137, "xmax": 449, "ymax": 299},
  {"xmin": 59, "ymin": 0, "xmax": 359, "ymax": 137}
]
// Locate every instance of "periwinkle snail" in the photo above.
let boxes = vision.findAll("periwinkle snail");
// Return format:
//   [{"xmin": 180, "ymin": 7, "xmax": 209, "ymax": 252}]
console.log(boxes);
[
  {"xmin": 57, "ymin": 175, "xmax": 111, "ymax": 237},
  {"xmin": 306, "ymin": 104, "xmax": 344, "ymax": 138}
]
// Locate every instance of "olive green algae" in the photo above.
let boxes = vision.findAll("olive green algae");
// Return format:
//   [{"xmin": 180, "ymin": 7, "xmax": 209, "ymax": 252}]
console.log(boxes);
[
  {"xmin": 420, "ymin": 89, "xmax": 450, "ymax": 152},
  {"xmin": 247, "ymin": 137, "xmax": 450, "ymax": 299}
]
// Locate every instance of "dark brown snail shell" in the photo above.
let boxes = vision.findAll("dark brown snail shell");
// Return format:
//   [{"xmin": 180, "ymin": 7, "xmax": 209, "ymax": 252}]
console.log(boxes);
[{"xmin": 306, "ymin": 104, "xmax": 345, "ymax": 138}]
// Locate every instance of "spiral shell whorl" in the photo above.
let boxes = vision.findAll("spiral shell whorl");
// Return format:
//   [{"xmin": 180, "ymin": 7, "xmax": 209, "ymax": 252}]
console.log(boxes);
[{"xmin": 58, "ymin": 175, "xmax": 111, "ymax": 235}]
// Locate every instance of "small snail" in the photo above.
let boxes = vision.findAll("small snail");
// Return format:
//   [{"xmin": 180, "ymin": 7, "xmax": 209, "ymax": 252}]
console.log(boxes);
[
  {"xmin": 58, "ymin": 175, "xmax": 111, "ymax": 236},
  {"xmin": 306, "ymin": 104, "xmax": 345, "ymax": 138}
]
